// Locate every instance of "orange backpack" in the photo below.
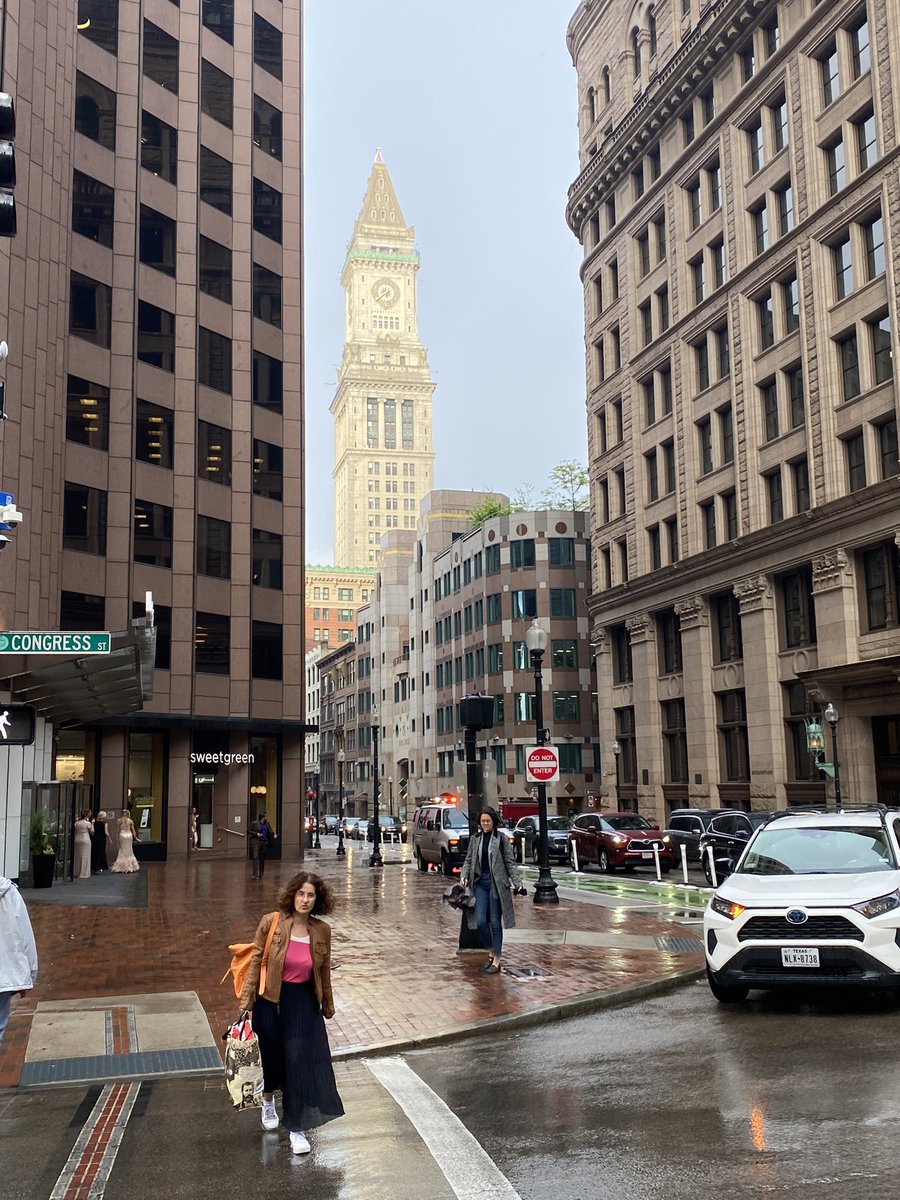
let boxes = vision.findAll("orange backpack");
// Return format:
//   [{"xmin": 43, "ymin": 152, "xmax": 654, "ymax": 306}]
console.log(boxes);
[{"xmin": 222, "ymin": 913, "xmax": 278, "ymax": 1001}]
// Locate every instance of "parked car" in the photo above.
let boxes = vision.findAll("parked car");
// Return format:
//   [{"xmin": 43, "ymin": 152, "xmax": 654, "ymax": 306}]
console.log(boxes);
[
  {"xmin": 341, "ymin": 816, "xmax": 362, "ymax": 839},
  {"xmin": 698, "ymin": 810, "xmax": 777, "ymax": 884},
  {"xmin": 705, "ymin": 806, "xmax": 900, "ymax": 1002},
  {"xmin": 568, "ymin": 812, "xmax": 674, "ymax": 873},
  {"xmin": 366, "ymin": 815, "xmax": 408, "ymax": 843},
  {"xmin": 512, "ymin": 815, "xmax": 572, "ymax": 863},
  {"xmin": 664, "ymin": 808, "xmax": 724, "ymax": 864},
  {"xmin": 355, "ymin": 819, "xmax": 371, "ymax": 842}
]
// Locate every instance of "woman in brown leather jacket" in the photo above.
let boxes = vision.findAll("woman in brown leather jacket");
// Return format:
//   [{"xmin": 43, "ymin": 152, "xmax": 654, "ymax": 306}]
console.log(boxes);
[{"xmin": 239, "ymin": 872, "xmax": 344, "ymax": 1155}]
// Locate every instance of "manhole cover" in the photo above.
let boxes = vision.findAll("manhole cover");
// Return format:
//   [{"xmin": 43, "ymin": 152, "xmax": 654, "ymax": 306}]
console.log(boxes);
[
  {"xmin": 654, "ymin": 936, "xmax": 704, "ymax": 954},
  {"xmin": 503, "ymin": 964, "xmax": 552, "ymax": 979}
]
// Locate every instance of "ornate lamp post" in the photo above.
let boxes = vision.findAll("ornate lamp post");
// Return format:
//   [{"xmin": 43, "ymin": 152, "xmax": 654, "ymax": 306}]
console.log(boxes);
[
  {"xmin": 524, "ymin": 619, "xmax": 558, "ymax": 906},
  {"xmin": 612, "ymin": 739, "xmax": 622, "ymax": 808},
  {"xmin": 824, "ymin": 703, "xmax": 842, "ymax": 811},
  {"xmin": 336, "ymin": 750, "xmax": 346, "ymax": 858},
  {"xmin": 388, "ymin": 776, "xmax": 394, "ymax": 818},
  {"xmin": 370, "ymin": 703, "xmax": 383, "ymax": 867}
]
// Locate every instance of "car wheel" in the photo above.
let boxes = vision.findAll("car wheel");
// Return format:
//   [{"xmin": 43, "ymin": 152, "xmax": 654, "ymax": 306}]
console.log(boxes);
[
  {"xmin": 416, "ymin": 848, "xmax": 429, "ymax": 873},
  {"xmin": 661, "ymin": 864, "xmax": 672, "ymax": 875},
  {"xmin": 598, "ymin": 847, "xmax": 614, "ymax": 874},
  {"xmin": 441, "ymin": 849, "xmax": 453, "ymax": 877},
  {"xmin": 531, "ymin": 842, "xmax": 540, "ymax": 865},
  {"xmin": 706, "ymin": 966, "xmax": 749, "ymax": 1004}
]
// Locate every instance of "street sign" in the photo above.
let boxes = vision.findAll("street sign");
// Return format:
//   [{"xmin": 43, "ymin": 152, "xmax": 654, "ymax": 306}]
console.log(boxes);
[
  {"xmin": 0, "ymin": 703, "xmax": 35, "ymax": 745},
  {"xmin": 0, "ymin": 631, "xmax": 111, "ymax": 654},
  {"xmin": 0, "ymin": 492, "xmax": 13, "ymax": 506},
  {"xmin": 525, "ymin": 745, "xmax": 560, "ymax": 785}
]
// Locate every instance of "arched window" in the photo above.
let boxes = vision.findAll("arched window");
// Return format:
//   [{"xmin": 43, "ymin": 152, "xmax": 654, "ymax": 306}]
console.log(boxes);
[
  {"xmin": 648, "ymin": 9, "xmax": 658, "ymax": 56},
  {"xmin": 602, "ymin": 67, "xmax": 611, "ymax": 106},
  {"xmin": 587, "ymin": 86, "xmax": 597, "ymax": 124},
  {"xmin": 632, "ymin": 30, "xmax": 642, "ymax": 79}
]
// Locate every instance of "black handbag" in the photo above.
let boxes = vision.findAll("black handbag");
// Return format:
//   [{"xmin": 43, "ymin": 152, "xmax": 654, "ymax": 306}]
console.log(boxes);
[{"xmin": 442, "ymin": 882, "xmax": 476, "ymax": 910}]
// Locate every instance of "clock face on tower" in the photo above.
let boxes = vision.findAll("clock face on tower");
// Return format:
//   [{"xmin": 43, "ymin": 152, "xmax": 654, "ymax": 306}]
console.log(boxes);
[{"xmin": 372, "ymin": 278, "xmax": 399, "ymax": 308}]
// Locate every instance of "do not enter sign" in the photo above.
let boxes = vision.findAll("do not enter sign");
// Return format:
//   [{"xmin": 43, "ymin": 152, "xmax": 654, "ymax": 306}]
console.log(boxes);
[{"xmin": 525, "ymin": 745, "xmax": 560, "ymax": 785}]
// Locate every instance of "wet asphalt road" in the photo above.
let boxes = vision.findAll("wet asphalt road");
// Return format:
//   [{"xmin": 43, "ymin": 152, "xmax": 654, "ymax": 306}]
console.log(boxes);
[{"xmin": 3, "ymin": 980, "xmax": 899, "ymax": 1199}]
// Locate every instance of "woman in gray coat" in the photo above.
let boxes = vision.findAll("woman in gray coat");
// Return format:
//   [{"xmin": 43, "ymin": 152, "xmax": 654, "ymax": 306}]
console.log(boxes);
[{"xmin": 460, "ymin": 808, "xmax": 525, "ymax": 973}]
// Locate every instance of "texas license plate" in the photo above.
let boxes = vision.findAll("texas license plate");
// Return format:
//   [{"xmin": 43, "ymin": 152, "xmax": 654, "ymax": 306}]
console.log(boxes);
[
  {"xmin": 781, "ymin": 947, "xmax": 820, "ymax": 967},
  {"xmin": 641, "ymin": 851, "xmax": 653, "ymax": 859}
]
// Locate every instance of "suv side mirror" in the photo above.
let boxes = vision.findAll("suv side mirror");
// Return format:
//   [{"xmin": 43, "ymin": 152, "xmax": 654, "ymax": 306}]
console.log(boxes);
[{"xmin": 715, "ymin": 855, "xmax": 734, "ymax": 880}]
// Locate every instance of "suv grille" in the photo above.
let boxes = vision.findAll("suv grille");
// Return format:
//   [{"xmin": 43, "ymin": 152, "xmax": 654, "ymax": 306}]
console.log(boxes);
[
  {"xmin": 738, "ymin": 916, "xmax": 863, "ymax": 943},
  {"xmin": 628, "ymin": 839, "xmax": 666, "ymax": 851}
]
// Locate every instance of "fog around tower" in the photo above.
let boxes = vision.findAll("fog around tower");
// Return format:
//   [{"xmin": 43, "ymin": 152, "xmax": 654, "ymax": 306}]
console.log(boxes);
[{"xmin": 304, "ymin": 0, "xmax": 586, "ymax": 563}]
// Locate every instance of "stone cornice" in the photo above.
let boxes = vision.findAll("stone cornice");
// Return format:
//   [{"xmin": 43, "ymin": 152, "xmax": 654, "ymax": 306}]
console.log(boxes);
[{"xmin": 566, "ymin": 0, "xmax": 769, "ymax": 235}]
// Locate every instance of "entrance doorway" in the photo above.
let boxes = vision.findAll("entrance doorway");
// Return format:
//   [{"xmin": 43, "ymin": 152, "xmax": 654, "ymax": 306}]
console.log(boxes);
[
  {"xmin": 873, "ymin": 717, "xmax": 900, "ymax": 807},
  {"xmin": 192, "ymin": 774, "xmax": 215, "ymax": 848}
]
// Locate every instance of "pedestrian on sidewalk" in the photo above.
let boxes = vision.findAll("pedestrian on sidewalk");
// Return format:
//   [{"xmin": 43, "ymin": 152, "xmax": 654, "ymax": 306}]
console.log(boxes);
[
  {"xmin": 239, "ymin": 872, "xmax": 344, "ymax": 1156},
  {"xmin": 248, "ymin": 812, "xmax": 275, "ymax": 880},
  {"xmin": 90, "ymin": 810, "xmax": 112, "ymax": 874},
  {"xmin": 110, "ymin": 810, "xmax": 141, "ymax": 874},
  {"xmin": 73, "ymin": 809, "xmax": 93, "ymax": 879},
  {"xmin": 460, "ymin": 807, "xmax": 525, "ymax": 974},
  {"xmin": 0, "ymin": 876, "xmax": 38, "ymax": 1047}
]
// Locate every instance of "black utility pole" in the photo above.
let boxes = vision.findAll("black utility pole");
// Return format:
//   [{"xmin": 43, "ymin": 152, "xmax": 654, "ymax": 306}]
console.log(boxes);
[
  {"xmin": 370, "ymin": 710, "xmax": 383, "ymax": 867},
  {"xmin": 336, "ymin": 751, "xmax": 346, "ymax": 857},
  {"xmin": 313, "ymin": 773, "xmax": 321, "ymax": 849},
  {"xmin": 525, "ymin": 621, "xmax": 558, "ymax": 905}
]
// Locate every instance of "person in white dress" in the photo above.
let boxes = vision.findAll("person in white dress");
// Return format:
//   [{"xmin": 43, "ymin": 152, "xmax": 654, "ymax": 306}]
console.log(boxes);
[
  {"xmin": 110, "ymin": 811, "xmax": 141, "ymax": 873},
  {"xmin": 73, "ymin": 810, "xmax": 93, "ymax": 879}
]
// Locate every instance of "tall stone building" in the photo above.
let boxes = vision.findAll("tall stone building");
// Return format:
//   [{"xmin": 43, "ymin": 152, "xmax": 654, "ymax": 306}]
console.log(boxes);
[
  {"xmin": 0, "ymin": 0, "xmax": 307, "ymax": 870},
  {"xmin": 331, "ymin": 151, "xmax": 436, "ymax": 567},
  {"xmin": 567, "ymin": 0, "xmax": 900, "ymax": 819}
]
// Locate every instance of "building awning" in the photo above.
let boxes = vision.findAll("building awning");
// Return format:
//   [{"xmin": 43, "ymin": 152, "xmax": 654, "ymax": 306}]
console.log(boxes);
[
  {"xmin": 0, "ymin": 623, "xmax": 156, "ymax": 726},
  {"xmin": 796, "ymin": 655, "xmax": 900, "ymax": 701}
]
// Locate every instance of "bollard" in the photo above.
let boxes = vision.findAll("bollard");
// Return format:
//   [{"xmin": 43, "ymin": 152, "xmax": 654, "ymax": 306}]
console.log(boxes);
[
  {"xmin": 519, "ymin": 836, "xmax": 525, "ymax": 865},
  {"xmin": 706, "ymin": 844, "xmax": 718, "ymax": 888},
  {"xmin": 653, "ymin": 845, "xmax": 661, "ymax": 881},
  {"xmin": 680, "ymin": 843, "xmax": 689, "ymax": 885},
  {"xmin": 571, "ymin": 840, "xmax": 580, "ymax": 872}
]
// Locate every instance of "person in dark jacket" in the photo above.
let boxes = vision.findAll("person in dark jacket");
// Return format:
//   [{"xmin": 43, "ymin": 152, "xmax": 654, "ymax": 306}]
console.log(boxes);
[
  {"xmin": 249, "ymin": 812, "xmax": 275, "ymax": 880},
  {"xmin": 460, "ymin": 807, "xmax": 524, "ymax": 973}
]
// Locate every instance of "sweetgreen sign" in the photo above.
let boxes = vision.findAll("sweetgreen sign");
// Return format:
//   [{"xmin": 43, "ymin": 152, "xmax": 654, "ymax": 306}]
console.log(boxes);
[{"xmin": 0, "ymin": 632, "xmax": 111, "ymax": 654}]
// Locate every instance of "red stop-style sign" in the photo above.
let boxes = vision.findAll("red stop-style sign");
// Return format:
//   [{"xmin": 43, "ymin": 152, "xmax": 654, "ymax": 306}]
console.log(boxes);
[{"xmin": 525, "ymin": 745, "xmax": 560, "ymax": 784}]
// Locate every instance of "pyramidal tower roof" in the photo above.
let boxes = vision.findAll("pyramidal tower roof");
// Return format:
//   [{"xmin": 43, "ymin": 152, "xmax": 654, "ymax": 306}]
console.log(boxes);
[{"xmin": 355, "ymin": 149, "xmax": 408, "ymax": 231}]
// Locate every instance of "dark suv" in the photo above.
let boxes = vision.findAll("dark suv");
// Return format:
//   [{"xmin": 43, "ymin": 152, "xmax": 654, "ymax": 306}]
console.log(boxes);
[
  {"xmin": 698, "ymin": 810, "xmax": 777, "ymax": 884},
  {"xmin": 664, "ymin": 809, "xmax": 723, "ymax": 864}
]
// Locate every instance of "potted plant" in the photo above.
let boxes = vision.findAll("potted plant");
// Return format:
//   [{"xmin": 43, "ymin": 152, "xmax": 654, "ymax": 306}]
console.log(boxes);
[{"xmin": 30, "ymin": 811, "xmax": 56, "ymax": 888}]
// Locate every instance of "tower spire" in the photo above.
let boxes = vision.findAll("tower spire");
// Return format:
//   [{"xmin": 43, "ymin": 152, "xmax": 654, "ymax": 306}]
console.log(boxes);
[{"xmin": 355, "ymin": 150, "xmax": 407, "ymax": 230}]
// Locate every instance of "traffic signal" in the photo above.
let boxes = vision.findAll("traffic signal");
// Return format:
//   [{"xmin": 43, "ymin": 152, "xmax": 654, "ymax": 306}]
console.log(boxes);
[{"xmin": 0, "ymin": 94, "xmax": 16, "ymax": 237}]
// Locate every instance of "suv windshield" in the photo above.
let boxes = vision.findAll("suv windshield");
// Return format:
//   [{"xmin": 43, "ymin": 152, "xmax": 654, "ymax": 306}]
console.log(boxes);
[
  {"xmin": 547, "ymin": 816, "xmax": 570, "ymax": 830},
  {"xmin": 443, "ymin": 808, "xmax": 469, "ymax": 829},
  {"xmin": 741, "ymin": 826, "xmax": 896, "ymax": 875},
  {"xmin": 604, "ymin": 815, "xmax": 653, "ymax": 831}
]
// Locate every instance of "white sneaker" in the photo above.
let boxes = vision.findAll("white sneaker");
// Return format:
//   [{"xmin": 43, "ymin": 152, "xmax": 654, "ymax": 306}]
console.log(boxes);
[
  {"xmin": 289, "ymin": 1131, "xmax": 311, "ymax": 1155},
  {"xmin": 260, "ymin": 1100, "xmax": 278, "ymax": 1131}
]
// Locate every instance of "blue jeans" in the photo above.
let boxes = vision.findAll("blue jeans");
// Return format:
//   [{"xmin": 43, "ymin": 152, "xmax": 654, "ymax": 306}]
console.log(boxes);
[
  {"xmin": 0, "ymin": 992, "xmax": 13, "ymax": 1046},
  {"xmin": 474, "ymin": 880, "xmax": 503, "ymax": 958}
]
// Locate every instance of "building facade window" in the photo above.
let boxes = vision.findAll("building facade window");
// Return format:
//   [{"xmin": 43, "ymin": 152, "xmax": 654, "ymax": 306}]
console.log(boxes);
[{"xmin": 134, "ymin": 500, "xmax": 173, "ymax": 567}]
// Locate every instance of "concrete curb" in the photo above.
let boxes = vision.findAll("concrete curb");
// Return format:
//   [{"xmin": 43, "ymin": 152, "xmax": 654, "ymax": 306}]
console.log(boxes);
[{"xmin": 332, "ymin": 963, "xmax": 706, "ymax": 1062}]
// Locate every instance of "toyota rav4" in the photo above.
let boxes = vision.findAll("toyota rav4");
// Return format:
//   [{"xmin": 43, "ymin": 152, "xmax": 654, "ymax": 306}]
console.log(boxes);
[{"xmin": 704, "ymin": 807, "xmax": 900, "ymax": 1002}]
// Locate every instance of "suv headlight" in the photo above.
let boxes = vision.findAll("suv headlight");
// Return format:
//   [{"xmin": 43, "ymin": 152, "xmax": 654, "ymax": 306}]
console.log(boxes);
[
  {"xmin": 710, "ymin": 896, "xmax": 746, "ymax": 921},
  {"xmin": 611, "ymin": 835, "xmax": 627, "ymax": 846},
  {"xmin": 852, "ymin": 890, "xmax": 900, "ymax": 919}
]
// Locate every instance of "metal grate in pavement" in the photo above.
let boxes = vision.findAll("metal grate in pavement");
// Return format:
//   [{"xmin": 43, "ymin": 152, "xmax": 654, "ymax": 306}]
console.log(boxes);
[
  {"xmin": 654, "ymin": 935, "xmax": 704, "ymax": 954},
  {"xmin": 19, "ymin": 1046, "xmax": 222, "ymax": 1086},
  {"xmin": 503, "ymin": 964, "xmax": 553, "ymax": 979}
]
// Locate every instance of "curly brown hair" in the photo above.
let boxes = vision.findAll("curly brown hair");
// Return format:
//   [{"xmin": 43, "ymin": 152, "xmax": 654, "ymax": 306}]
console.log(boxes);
[{"xmin": 277, "ymin": 871, "xmax": 335, "ymax": 917}]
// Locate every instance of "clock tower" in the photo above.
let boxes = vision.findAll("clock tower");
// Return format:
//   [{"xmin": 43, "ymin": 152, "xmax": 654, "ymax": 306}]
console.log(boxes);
[{"xmin": 331, "ymin": 151, "xmax": 436, "ymax": 567}]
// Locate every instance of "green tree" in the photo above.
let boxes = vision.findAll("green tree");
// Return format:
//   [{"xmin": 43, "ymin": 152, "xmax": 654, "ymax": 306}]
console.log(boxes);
[
  {"xmin": 467, "ymin": 496, "xmax": 514, "ymax": 528},
  {"xmin": 542, "ymin": 460, "xmax": 589, "ymax": 511}
]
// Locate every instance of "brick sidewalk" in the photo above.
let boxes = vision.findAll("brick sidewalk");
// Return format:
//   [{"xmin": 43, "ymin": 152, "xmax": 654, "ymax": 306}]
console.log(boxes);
[{"xmin": 0, "ymin": 849, "xmax": 703, "ymax": 1087}]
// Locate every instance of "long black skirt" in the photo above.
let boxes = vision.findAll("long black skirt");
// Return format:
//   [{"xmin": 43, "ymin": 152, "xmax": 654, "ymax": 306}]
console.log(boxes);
[{"xmin": 253, "ymin": 982, "xmax": 344, "ymax": 1133}]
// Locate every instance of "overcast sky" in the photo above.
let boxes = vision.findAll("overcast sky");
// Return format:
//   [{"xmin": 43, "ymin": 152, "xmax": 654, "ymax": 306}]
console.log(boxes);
[{"xmin": 303, "ymin": 1, "xmax": 586, "ymax": 565}]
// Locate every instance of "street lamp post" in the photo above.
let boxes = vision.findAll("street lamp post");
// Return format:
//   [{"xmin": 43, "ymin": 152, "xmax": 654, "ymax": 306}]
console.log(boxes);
[
  {"xmin": 313, "ymin": 772, "xmax": 321, "ymax": 849},
  {"xmin": 824, "ymin": 703, "xmax": 842, "ymax": 811},
  {"xmin": 525, "ymin": 619, "xmax": 559, "ymax": 906},
  {"xmin": 370, "ymin": 704, "xmax": 383, "ymax": 867},
  {"xmin": 612, "ymin": 739, "xmax": 622, "ymax": 809},
  {"xmin": 336, "ymin": 750, "xmax": 346, "ymax": 857},
  {"xmin": 388, "ymin": 776, "xmax": 394, "ymax": 818}
]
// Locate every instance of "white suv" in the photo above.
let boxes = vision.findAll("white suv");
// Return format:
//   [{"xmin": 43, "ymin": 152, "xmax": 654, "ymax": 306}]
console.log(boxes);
[{"xmin": 704, "ymin": 807, "xmax": 900, "ymax": 1002}]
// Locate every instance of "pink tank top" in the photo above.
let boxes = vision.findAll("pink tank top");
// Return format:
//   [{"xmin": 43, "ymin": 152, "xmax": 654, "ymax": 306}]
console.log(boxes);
[{"xmin": 282, "ymin": 936, "xmax": 313, "ymax": 983}]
